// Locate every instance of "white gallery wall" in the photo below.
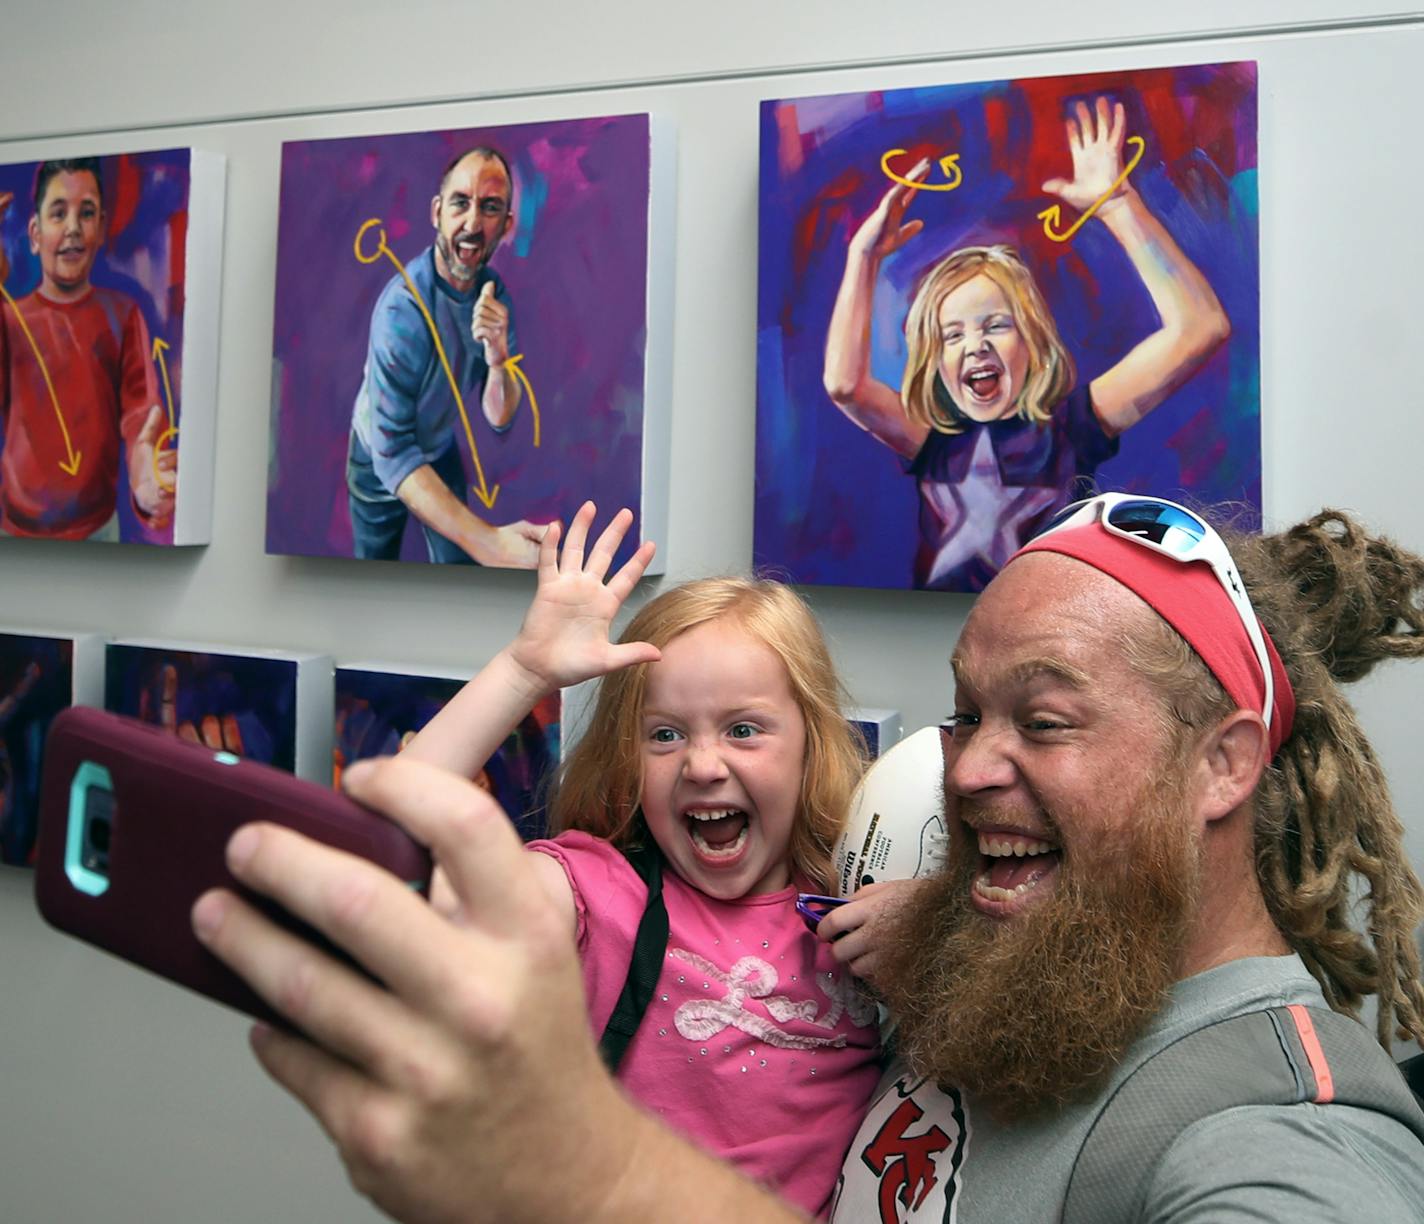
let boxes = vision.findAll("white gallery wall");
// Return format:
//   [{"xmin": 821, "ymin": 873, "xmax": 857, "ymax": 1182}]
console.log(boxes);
[{"xmin": 1, "ymin": 3, "xmax": 1421, "ymax": 1220}]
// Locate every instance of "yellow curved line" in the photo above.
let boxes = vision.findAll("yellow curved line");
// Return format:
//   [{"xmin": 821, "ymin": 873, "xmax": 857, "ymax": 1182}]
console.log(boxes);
[
  {"xmin": 152, "ymin": 337, "xmax": 176, "ymax": 428},
  {"xmin": 153, "ymin": 425, "xmax": 178, "ymax": 494},
  {"xmin": 0, "ymin": 282, "xmax": 81, "ymax": 475},
  {"xmin": 150, "ymin": 339, "xmax": 179, "ymax": 493},
  {"xmin": 504, "ymin": 354, "xmax": 541, "ymax": 449},
  {"xmin": 353, "ymin": 218, "xmax": 385, "ymax": 265},
  {"xmin": 353, "ymin": 218, "xmax": 498, "ymax": 509},
  {"xmin": 879, "ymin": 149, "xmax": 963, "ymax": 192},
  {"xmin": 1038, "ymin": 135, "xmax": 1147, "ymax": 244}
]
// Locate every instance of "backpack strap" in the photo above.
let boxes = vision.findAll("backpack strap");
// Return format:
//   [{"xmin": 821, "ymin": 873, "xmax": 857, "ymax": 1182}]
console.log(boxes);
[
  {"xmin": 596, "ymin": 833, "xmax": 669, "ymax": 1073},
  {"xmin": 1063, "ymin": 1004, "xmax": 1424, "ymax": 1224}
]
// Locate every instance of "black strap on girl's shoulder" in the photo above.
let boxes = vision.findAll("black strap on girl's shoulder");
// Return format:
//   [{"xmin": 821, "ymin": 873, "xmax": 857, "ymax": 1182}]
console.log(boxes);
[{"xmin": 597, "ymin": 833, "xmax": 669, "ymax": 1073}]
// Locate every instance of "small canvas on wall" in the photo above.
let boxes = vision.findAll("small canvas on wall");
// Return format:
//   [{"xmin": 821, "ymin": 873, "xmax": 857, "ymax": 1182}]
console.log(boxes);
[
  {"xmin": 268, "ymin": 114, "xmax": 672, "ymax": 571},
  {"xmin": 755, "ymin": 62, "xmax": 1259, "ymax": 591},
  {"xmin": 0, "ymin": 629, "xmax": 102, "ymax": 867},
  {"xmin": 104, "ymin": 641, "xmax": 332, "ymax": 781},
  {"xmin": 0, "ymin": 148, "xmax": 225, "ymax": 545},
  {"xmin": 847, "ymin": 707, "xmax": 903, "ymax": 760},
  {"xmin": 335, "ymin": 663, "xmax": 560, "ymax": 842}
]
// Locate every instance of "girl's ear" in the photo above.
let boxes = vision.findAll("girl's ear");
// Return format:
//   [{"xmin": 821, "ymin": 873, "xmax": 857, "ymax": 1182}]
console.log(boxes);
[{"xmin": 1195, "ymin": 709, "xmax": 1269, "ymax": 826}]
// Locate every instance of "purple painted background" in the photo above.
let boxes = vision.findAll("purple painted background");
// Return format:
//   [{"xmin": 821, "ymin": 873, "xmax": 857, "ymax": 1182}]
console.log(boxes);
[
  {"xmin": 755, "ymin": 63, "xmax": 1260, "ymax": 590},
  {"xmin": 267, "ymin": 115, "xmax": 653, "ymax": 562},
  {"xmin": 0, "ymin": 149, "xmax": 192, "ymax": 545}
]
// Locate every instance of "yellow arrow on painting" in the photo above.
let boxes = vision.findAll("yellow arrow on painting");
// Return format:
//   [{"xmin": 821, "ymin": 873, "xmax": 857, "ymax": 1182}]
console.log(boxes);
[
  {"xmin": 152, "ymin": 337, "xmax": 176, "ymax": 428},
  {"xmin": 150, "ymin": 337, "xmax": 179, "ymax": 494},
  {"xmin": 1038, "ymin": 135, "xmax": 1147, "ymax": 243},
  {"xmin": 0, "ymin": 283, "xmax": 82, "ymax": 475},
  {"xmin": 880, "ymin": 149, "xmax": 963, "ymax": 192},
  {"xmin": 503, "ymin": 354, "xmax": 541, "ymax": 449},
  {"xmin": 354, "ymin": 217, "xmax": 500, "ymax": 510}
]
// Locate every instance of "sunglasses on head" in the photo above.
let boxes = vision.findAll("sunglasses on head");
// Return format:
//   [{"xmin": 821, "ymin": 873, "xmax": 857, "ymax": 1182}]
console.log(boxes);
[
  {"xmin": 796, "ymin": 893, "xmax": 849, "ymax": 933},
  {"xmin": 1032, "ymin": 493, "xmax": 1274, "ymax": 728}
]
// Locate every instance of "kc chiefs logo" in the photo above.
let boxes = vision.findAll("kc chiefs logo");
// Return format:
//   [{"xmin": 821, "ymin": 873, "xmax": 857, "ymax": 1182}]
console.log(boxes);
[{"xmin": 856, "ymin": 1078, "xmax": 966, "ymax": 1221}]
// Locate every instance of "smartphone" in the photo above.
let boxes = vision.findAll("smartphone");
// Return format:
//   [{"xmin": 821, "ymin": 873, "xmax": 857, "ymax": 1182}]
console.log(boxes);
[{"xmin": 34, "ymin": 705, "xmax": 432, "ymax": 1024}]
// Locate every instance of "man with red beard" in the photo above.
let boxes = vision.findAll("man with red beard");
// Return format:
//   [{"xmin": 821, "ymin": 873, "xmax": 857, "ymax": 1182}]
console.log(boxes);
[
  {"xmin": 195, "ymin": 500, "xmax": 1424, "ymax": 1223},
  {"xmin": 345, "ymin": 145, "xmax": 544, "ymax": 567},
  {"xmin": 818, "ymin": 497, "xmax": 1424, "ymax": 1220}
]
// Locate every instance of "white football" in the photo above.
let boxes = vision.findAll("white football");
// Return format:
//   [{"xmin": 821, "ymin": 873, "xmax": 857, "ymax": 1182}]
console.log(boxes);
[{"xmin": 831, "ymin": 725, "xmax": 948, "ymax": 897}]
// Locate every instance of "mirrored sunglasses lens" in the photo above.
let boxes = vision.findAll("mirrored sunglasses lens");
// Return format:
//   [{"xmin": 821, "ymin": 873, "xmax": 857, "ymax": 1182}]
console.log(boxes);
[{"xmin": 1105, "ymin": 500, "xmax": 1207, "ymax": 553}]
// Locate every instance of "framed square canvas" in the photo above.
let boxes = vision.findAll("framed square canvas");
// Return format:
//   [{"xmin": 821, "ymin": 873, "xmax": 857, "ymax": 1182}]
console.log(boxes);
[
  {"xmin": 0, "ymin": 148, "xmax": 224, "ymax": 545},
  {"xmin": 268, "ymin": 115, "xmax": 672, "ymax": 571},
  {"xmin": 756, "ymin": 63, "xmax": 1259, "ymax": 591}
]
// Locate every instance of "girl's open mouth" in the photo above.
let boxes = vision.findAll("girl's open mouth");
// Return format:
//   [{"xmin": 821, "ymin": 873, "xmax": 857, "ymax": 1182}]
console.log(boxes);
[{"xmin": 685, "ymin": 809, "xmax": 749, "ymax": 859}]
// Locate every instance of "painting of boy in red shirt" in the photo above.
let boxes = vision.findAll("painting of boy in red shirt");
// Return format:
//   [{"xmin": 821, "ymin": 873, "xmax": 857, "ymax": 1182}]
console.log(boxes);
[{"xmin": 0, "ymin": 157, "xmax": 174, "ymax": 540}]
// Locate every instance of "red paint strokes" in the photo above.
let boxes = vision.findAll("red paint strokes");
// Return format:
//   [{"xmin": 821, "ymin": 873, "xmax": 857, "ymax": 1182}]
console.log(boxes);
[
  {"xmin": 776, "ymin": 103, "xmax": 806, "ymax": 177},
  {"xmin": 984, "ymin": 96, "xmax": 1009, "ymax": 156},
  {"xmin": 792, "ymin": 166, "xmax": 863, "ymax": 286},
  {"xmin": 108, "ymin": 155, "xmax": 143, "ymax": 242},
  {"xmin": 791, "ymin": 204, "xmax": 823, "ymax": 291},
  {"xmin": 1137, "ymin": 75, "xmax": 1192, "ymax": 168},
  {"xmin": 1017, "ymin": 71, "xmax": 1151, "ymax": 192},
  {"xmin": 169, "ymin": 210, "xmax": 188, "ymax": 293},
  {"xmin": 1183, "ymin": 88, "xmax": 1249, "ymax": 181}
]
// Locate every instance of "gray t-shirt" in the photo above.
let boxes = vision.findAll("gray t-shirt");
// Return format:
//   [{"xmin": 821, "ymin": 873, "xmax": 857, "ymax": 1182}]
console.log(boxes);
[{"xmin": 828, "ymin": 955, "xmax": 1424, "ymax": 1222}]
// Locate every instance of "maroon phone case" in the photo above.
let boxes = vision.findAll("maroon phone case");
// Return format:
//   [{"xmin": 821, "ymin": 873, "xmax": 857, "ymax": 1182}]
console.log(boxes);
[{"xmin": 34, "ymin": 705, "xmax": 432, "ymax": 1024}]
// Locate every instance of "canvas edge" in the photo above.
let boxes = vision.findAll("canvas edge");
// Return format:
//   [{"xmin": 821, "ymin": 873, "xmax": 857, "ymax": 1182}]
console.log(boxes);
[
  {"xmin": 637, "ymin": 112, "xmax": 676, "ymax": 575},
  {"xmin": 173, "ymin": 149, "xmax": 228, "ymax": 547}
]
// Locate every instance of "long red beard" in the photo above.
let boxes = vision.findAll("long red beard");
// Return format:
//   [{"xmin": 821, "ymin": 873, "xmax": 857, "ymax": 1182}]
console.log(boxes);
[{"xmin": 879, "ymin": 769, "xmax": 1201, "ymax": 1120}]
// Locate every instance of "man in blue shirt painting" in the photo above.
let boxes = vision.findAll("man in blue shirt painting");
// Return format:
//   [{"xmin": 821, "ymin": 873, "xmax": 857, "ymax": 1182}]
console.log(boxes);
[{"xmin": 347, "ymin": 146, "xmax": 543, "ymax": 566}]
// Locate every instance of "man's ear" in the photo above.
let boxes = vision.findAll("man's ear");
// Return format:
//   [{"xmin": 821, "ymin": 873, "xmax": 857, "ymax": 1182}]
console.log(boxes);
[
  {"xmin": 430, "ymin": 194, "xmax": 442, "ymax": 229},
  {"xmin": 27, "ymin": 213, "xmax": 39, "ymax": 255},
  {"xmin": 1196, "ymin": 709, "xmax": 1269, "ymax": 825}
]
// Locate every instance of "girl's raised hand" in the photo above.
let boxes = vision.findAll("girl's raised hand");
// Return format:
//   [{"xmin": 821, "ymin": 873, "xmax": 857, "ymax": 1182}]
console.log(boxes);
[
  {"xmin": 849, "ymin": 158, "xmax": 928, "ymax": 261},
  {"xmin": 1042, "ymin": 97, "xmax": 1128, "ymax": 214},
  {"xmin": 508, "ymin": 501, "xmax": 660, "ymax": 691}
]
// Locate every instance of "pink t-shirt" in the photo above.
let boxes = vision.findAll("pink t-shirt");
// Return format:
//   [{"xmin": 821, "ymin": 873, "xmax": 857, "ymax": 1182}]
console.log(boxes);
[{"xmin": 530, "ymin": 831, "xmax": 882, "ymax": 1217}]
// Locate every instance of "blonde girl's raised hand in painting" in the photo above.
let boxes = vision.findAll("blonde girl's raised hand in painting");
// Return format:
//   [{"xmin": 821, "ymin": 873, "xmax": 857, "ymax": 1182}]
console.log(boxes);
[
  {"xmin": 1041, "ymin": 96, "xmax": 1133, "ymax": 216},
  {"xmin": 823, "ymin": 158, "xmax": 935, "ymax": 458},
  {"xmin": 847, "ymin": 156, "xmax": 929, "ymax": 263},
  {"xmin": 1047, "ymin": 95, "xmax": 1232, "ymax": 434},
  {"xmin": 403, "ymin": 501, "xmax": 658, "ymax": 783}
]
